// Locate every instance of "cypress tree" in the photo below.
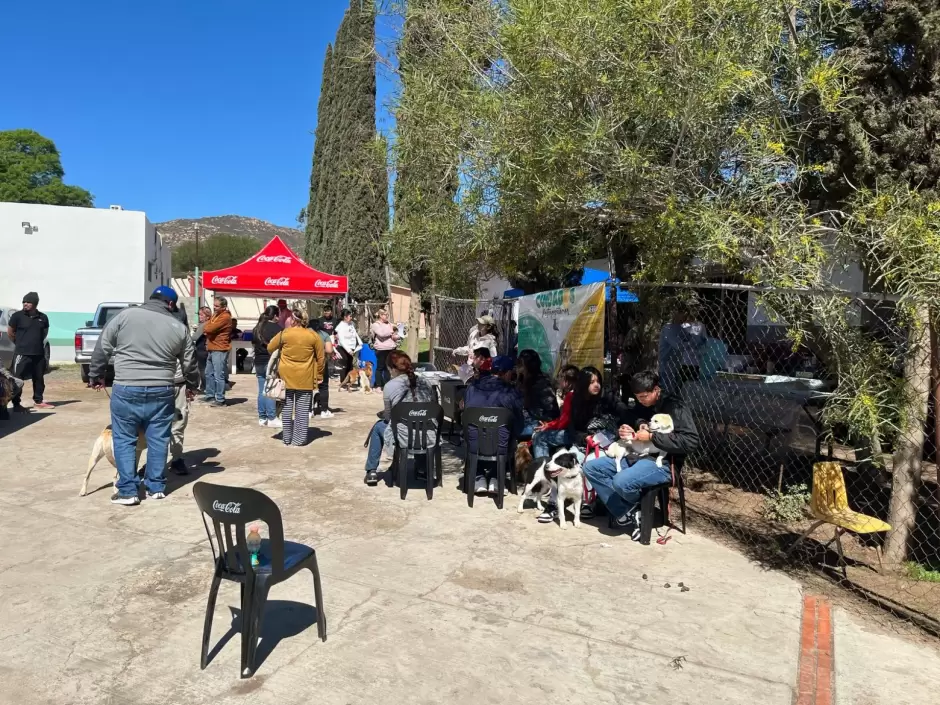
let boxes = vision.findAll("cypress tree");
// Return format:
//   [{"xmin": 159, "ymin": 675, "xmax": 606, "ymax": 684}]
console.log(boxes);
[
  {"xmin": 305, "ymin": 44, "xmax": 334, "ymax": 264},
  {"xmin": 305, "ymin": 1, "xmax": 388, "ymax": 301}
]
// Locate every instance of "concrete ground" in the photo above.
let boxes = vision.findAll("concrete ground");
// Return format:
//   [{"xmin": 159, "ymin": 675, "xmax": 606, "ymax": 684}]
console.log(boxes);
[{"xmin": 1, "ymin": 370, "xmax": 938, "ymax": 705}]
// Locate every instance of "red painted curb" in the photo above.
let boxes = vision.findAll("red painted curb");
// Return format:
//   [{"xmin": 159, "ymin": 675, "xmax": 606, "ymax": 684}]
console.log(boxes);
[{"xmin": 796, "ymin": 594, "xmax": 834, "ymax": 705}]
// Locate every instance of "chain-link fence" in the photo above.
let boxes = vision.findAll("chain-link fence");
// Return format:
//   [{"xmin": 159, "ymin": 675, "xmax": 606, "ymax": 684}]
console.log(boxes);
[
  {"xmin": 432, "ymin": 296, "xmax": 516, "ymax": 371},
  {"xmin": 613, "ymin": 282, "xmax": 939, "ymax": 634},
  {"xmin": 431, "ymin": 282, "xmax": 940, "ymax": 633}
]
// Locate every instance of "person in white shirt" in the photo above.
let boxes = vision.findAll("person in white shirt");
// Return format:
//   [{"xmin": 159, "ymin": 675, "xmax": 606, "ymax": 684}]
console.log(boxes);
[{"xmin": 335, "ymin": 309, "xmax": 363, "ymax": 390}]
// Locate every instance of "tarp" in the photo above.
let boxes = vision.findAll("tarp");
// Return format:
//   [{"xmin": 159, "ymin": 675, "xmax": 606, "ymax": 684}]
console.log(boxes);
[{"xmin": 202, "ymin": 236, "xmax": 349, "ymax": 297}]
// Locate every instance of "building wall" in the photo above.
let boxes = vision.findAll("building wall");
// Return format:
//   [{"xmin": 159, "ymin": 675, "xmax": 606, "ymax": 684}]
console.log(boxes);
[{"xmin": 0, "ymin": 203, "xmax": 157, "ymax": 361}]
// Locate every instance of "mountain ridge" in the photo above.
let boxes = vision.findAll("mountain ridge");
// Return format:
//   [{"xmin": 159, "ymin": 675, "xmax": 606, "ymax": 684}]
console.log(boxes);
[{"xmin": 156, "ymin": 215, "xmax": 304, "ymax": 253}]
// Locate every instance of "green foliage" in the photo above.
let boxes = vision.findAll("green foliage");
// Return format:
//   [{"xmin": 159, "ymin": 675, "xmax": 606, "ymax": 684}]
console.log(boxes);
[
  {"xmin": 903, "ymin": 561, "xmax": 940, "ymax": 583},
  {"xmin": 0, "ymin": 129, "xmax": 93, "ymax": 207},
  {"xmin": 171, "ymin": 233, "xmax": 259, "ymax": 277},
  {"xmin": 388, "ymin": 1, "xmax": 854, "ymax": 287},
  {"xmin": 305, "ymin": 1, "xmax": 389, "ymax": 302},
  {"xmin": 762, "ymin": 484, "xmax": 812, "ymax": 524}
]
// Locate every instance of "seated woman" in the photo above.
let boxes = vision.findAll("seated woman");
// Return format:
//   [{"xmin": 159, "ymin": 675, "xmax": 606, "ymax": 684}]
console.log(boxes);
[
  {"xmin": 363, "ymin": 350, "xmax": 436, "ymax": 486},
  {"xmin": 582, "ymin": 370, "xmax": 699, "ymax": 539},
  {"xmin": 515, "ymin": 349, "xmax": 559, "ymax": 437}
]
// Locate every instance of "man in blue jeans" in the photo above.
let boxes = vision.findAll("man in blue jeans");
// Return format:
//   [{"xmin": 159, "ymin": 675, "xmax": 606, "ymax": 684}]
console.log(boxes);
[
  {"xmin": 89, "ymin": 287, "xmax": 199, "ymax": 506},
  {"xmin": 582, "ymin": 371, "xmax": 699, "ymax": 539}
]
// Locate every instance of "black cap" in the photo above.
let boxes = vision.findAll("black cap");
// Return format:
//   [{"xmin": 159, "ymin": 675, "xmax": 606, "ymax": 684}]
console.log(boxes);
[{"xmin": 22, "ymin": 292, "xmax": 39, "ymax": 305}]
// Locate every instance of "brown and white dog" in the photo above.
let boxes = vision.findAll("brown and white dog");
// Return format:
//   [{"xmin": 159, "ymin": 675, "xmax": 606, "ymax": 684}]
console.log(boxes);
[
  {"xmin": 80, "ymin": 425, "xmax": 147, "ymax": 496},
  {"xmin": 341, "ymin": 361, "xmax": 374, "ymax": 394},
  {"xmin": 516, "ymin": 448, "xmax": 584, "ymax": 529}
]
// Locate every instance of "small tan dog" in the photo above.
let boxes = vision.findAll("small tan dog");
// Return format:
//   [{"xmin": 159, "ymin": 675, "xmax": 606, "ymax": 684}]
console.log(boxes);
[
  {"xmin": 341, "ymin": 361, "xmax": 374, "ymax": 393},
  {"xmin": 80, "ymin": 425, "xmax": 147, "ymax": 496}
]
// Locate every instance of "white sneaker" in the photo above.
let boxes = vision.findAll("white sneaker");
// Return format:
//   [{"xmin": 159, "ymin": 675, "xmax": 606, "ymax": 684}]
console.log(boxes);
[
  {"xmin": 258, "ymin": 418, "xmax": 268, "ymax": 427},
  {"xmin": 268, "ymin": 417, "xmax": 283, "ymax": 428},
  {"xmin": 487, "ymin": 478, "xmax": 497, "ymax": 494},
  {"xmin": 320, "ymin": 410, "xmax": 334, "ymax": 419},
  {"xmin": 474, "ymin": 475, "xmax": 488, "ymax": 495}
]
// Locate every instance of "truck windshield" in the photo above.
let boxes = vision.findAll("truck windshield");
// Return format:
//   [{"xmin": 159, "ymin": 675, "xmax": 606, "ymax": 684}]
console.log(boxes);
[{"xmin": 98, "ymin": 307, "xmax": 127, "ymax": 327}]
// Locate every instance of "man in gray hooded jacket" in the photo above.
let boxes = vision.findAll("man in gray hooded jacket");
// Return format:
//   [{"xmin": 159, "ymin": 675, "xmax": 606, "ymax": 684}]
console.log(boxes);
[{"xmin": 90, "ymin": 286, "xmax": 199, "ymax": 505}]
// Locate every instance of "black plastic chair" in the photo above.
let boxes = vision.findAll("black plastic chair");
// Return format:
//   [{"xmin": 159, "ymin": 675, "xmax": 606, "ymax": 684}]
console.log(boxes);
[
  {"xmin": 462, "ymin": 407, "xmax": 517, "ymax": 509},
  {"xmin": 388, "ymin": 401, "xmax": 444, "ymax": 500},
  {"xmin": 438, "ymin": 379, "xmax": 466, "ymax": 445},
  {"xmin": 608, "ymin": 456, "xmax": 687, "ymax": 545},
  {"xmin": 193, "ymin": 482, "xmax": 326, "ymax": 678}
]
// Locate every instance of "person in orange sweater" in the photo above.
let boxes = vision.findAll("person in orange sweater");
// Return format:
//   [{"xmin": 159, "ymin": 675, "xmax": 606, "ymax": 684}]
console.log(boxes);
[{"xmin": 202, "ymin": 296, "xmax": 233, "ymax": 406}]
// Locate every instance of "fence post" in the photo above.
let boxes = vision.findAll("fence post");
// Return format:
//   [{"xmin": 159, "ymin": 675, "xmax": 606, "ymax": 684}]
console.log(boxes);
[{"xmin": 430, "ymin": 290, "xmax": 439, "ymax": 368}]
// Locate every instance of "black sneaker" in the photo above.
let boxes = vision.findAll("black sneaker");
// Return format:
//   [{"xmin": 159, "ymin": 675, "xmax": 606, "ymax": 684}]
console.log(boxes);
[
  {"xmin": 171, "ymin": 458, "xmax": 189, "ymax": 475},
  {"xmin": 209, "ymin": 400, "xmax": 226, "ymax": 408},
  {"xmin": 111, "ymin": 493, "xmax": 140, "ymax": 506},
  {"xmin": 364, "ymin": 471, "xmax": 379, "ymax": 486},
  {"xmin": 12, "ymin": 404, "xmax": 28, "ymax": 413}
]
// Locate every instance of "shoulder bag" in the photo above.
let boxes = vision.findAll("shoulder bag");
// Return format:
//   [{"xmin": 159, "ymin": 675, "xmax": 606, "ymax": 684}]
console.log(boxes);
[{"xmin": 264, "ymin": 332, "xmax": 287, "ymax": 401}]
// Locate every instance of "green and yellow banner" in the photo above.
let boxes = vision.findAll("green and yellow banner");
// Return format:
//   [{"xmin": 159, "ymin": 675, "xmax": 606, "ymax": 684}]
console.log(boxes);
[{"xmin": 516, "ymin": 283, "xmax": 605, "ymax": 377}]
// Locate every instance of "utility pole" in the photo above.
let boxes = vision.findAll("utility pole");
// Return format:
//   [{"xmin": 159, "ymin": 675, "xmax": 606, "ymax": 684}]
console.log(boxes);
[{"xmin": 193, "ymin": 222, "xmax": 201, "ymax": 308}]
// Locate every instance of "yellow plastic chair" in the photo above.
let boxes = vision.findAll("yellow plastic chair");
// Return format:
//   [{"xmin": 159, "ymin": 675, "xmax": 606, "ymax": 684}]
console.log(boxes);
[{"xmin": 787, "ymin": 462, "xmax": 891, "ymax": 576}]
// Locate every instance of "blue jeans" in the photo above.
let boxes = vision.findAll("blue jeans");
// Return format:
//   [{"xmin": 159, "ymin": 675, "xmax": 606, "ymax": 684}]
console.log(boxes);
[
  {"xmin": 256, "ymin": 370, "xmax": 276, "ymax": 420},
  {"xmin": 582, "ymin": 456, "xmax": 671, "ymax": 519},
  {"xmin": 531, "ymin": 429, "xmax": 571, "ymax": 459},
  {"xmin": 365, "ymin": 420, "xmax": 388, "ymax": 472},
  {"xmin": 204, "ymin": 350, "xmax": 228, "ymax": 402},
  {"xmin": 110, "ymin": 384, "xmax": 175, "ymax": 496}
]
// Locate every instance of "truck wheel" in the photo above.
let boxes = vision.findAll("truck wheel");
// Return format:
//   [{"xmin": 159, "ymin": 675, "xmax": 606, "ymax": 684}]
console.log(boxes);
[{"xmin": 81, "ymin": 365, "xmax": 90, "ymax": 384}]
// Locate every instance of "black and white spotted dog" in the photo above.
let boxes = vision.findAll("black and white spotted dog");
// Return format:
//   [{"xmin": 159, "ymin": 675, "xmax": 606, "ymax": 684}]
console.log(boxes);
[{"xmin": 516, "ymin": 448, "xmax": 584, "ymax": 529}]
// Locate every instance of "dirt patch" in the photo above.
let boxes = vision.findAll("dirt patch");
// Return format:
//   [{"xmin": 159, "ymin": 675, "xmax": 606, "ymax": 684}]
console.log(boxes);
[{"xmin": 452, "ymin": 567, "xmax": 528, "ymax": 595}]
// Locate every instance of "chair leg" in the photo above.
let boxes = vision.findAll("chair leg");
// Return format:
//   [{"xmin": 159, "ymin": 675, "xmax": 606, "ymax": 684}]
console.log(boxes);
[
  {"xmin": 786, "ymin": 520, "xmax": 826, "ymax": 557},
  {"xmin": 875, "ymin": 544, "xmax": 885, "ymax": 574},
  {"xmin": 508, "ymin": 450, "xmax": 518, "ymax": 495},
  {"xmin": 309, "ymin": 553, "xmax": 327, "ymax": 642},
  {"xmin": 467, "ymin": 454, "xmax": 478, "ymax": 507},
  {"xmin": 659, "ymin": 486, "xmax": 671, "ymax": 528},
  {"xmin": 833, "ymin": 528, "xmax": 848, "ymax": 580},
  {"xmin": 639, "ymin": 490, "xmax": 657, "ymax": 545},
  {"xmin": 426, "ymin": 453, "xmax": 435, "ymax": 501},
  {"xmin": 399, "ymin": 451, "xmax": 409, "ymax": 501},
  {"xmin": 496, "ymin": 456, "xmax": 507, "ymax": 510},
  {"xmin": 200, "ymin": 567, "xmax": 223, "ymax": 669},
  {"xmin": 677, "ymin": 475, "xmax": 687, "ymax": 534},
  {"xmin": 240, "ymin": 581, "xmax": 256, "ymax": 678},
  {"xmin": 436, "ymin": 447, "xmax": 443, "ymax": 487},
  {"xmin": 247, "ymin": 581, "xmax": 269, "ymax": 675}
]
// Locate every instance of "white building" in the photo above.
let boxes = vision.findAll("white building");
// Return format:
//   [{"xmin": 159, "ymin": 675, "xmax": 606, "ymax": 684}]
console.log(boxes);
[{"xmin": 0, "ymin": 202, "xmax": 171, "ymax": 361}]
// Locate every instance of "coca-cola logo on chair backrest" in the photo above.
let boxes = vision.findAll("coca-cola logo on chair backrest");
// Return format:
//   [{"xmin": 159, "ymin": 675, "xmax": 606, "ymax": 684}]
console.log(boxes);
[{"xmin": 212, "ymin": 500, "xmax": 241, "ymax": 514}]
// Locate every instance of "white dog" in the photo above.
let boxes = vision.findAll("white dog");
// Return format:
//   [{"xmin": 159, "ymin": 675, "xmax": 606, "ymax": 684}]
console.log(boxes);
[
  {"xmin": 606, "ymin": 413, "xmax": 675, "ymax": 473},
  {"xmin": 516, "ymin": 448, "xmax": 584, "ymax": 529},
  {"xmin": 80, "ymin": 425, "xmax": 147, "ymax": 496}
]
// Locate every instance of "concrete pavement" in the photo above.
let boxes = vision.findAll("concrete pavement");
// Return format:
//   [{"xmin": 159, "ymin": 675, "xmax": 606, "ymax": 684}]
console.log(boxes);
[{"xmin": 0, "ymin": 371, "xmax": 937, "ymax": 704}]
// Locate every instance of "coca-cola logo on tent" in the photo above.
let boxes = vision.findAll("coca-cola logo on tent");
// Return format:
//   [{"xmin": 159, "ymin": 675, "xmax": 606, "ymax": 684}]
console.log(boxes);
[
  {"xmin": 265, "ymin": 277, "xmax": 291, "ymax": 287},
  {"xmin": 315, "ymin": 279, "xmax": 340, "ymax": 289},
  {"xmin": 211, "ymin": 276, "xmax": 238, "ymax": 285},
  {"xmin": 256, "ymin": 255, "xmax": 292, "ymax": 264}
]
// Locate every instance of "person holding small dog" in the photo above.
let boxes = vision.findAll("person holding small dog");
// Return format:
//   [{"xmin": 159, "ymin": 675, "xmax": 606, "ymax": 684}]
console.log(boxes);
[
  {"xmin": 89, "ymin": 286, "xmax": 199, "ymax": 505},
  {"xmin": 363, "ymin": 350, "xmax": 435, "ymax": 486},
  {"xmin": 266, "ymin": 308, "xmax": 325, "ymax": 446},
  {"xmin": 582, "ymin": 370, "xmax": 699, "ymax": 538},
  {"xmin": 335, "ymin": 309, "xmax": 362, "ymax": 391},
  {"xmin": 370, "ymin": 308, "xmax": 400, "ymax": 390}
]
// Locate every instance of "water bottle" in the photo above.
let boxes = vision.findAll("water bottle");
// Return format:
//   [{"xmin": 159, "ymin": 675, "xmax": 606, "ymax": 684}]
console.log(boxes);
[{"xmin": 246, "ymin": 524, "xmax": 262, "ymax": 568}]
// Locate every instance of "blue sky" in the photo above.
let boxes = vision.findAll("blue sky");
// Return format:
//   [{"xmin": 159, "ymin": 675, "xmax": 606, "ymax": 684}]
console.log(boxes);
[{"xmin": 1, "ymin": 0, "xmax": 395, "ymax": 227}]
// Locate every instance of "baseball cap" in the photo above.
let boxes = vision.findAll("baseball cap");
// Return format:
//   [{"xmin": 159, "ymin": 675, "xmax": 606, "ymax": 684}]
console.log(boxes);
[
  {"xmin": 150, "ymin": 285, "xmax": 178, "ymax": 304},
  {"xmin": 491, "ymin": 355, "xmax": 515, "ymax": 373},
  {"xmin": 477, "ymin": 314, "xmax": 496, "ymax": 326}
]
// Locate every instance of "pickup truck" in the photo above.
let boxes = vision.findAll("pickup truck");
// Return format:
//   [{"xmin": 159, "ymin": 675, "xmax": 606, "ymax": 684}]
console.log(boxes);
[{"xmin": 74, "ymin": 302, "xmax": 138, "ymax": 383}]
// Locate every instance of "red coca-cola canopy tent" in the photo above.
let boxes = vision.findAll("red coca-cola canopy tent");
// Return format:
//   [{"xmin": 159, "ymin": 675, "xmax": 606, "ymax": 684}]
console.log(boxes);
[{"xmin": 202, "ymin": 236, "xmax": 348, "ymax": 297}]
